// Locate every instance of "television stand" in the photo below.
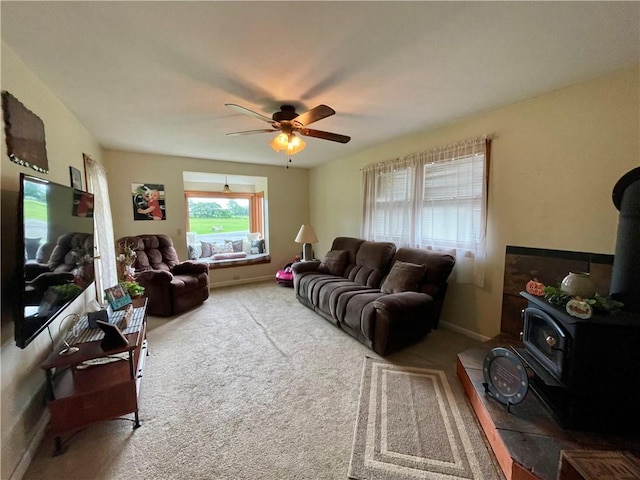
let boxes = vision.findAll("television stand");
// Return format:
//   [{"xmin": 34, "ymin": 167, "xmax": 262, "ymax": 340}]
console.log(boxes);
[{"xmin": 40, "ymin": 298, "xmax": 148, "ymax": 455}]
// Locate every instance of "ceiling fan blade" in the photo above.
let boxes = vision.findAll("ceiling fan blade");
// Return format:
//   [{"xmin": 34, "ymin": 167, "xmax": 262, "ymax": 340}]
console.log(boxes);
[
  {"xmin": 299, "ymin": 128, "xmax": 350, "ymax": 144},
  {"xmin": 225, "ymin": 103, "xmax": 274, "ymax": 124},
  {"xmin": 293, "ymin": 104, "xmax": 335, "ymax": 127},
  {"xmin": 226, "ymin": 129, "xmax": 276, "ymax": 136}
]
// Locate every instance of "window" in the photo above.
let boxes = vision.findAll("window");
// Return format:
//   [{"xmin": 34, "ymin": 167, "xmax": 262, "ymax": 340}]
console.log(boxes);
[
  {"xmin": 185, "ymin": 191, "xmax": 264, "ymax": 245},
  {"xmin": 183, "ymin": 172, "xmax": 267, "ymax": 255},
  {"xmin": 363, "ymin": 136, "xmax": 490, "ymax": 286},
  {"xmin": 419, "ymin": 152, "xmax": 485, "ymax": 251}
]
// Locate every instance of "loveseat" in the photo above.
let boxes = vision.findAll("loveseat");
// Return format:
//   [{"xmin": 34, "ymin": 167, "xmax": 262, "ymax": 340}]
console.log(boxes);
[
  {"xmin": 292, "ymin": 237, "xmax": 455, "ymax": 355},
  {"xmin": 116, "ymin": 234, "xmax": 209, "ymax": 317}
]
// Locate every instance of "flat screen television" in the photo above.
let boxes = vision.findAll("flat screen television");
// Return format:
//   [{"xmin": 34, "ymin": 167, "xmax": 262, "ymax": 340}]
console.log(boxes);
[{"xmin": 15, "ymin": 174, "xmax": 95, "ymax": 348}]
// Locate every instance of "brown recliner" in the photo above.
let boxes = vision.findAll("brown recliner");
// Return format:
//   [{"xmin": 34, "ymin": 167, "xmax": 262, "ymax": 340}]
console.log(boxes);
[
  {"xmin": 24, "ymin": 233, "xmax": 93, "ymax": 305},
  {"xmin": 116, "ymin": 234, "xmax": 209, "ymax": 317}
]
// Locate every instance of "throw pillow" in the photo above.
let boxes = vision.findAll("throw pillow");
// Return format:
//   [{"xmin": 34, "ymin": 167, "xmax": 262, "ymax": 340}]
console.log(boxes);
[
  {"xmin": 188, "ymin": 243, "xmax": 202, "ymax": 260},
  {"xmin": 250, "ymin": 239, "xmax": 265, "ymax": 254},
  {"xmin": 224, "ymin": 239, "xmax": 244, "ymax": 253},
  {"xmin": 211, "ymin": 242, "xmax": 234, "ymax": 255},
  {"xmin": 200, "ymin": 241, "xmax": 212, "ymax": 258},
  {"xmin": 318, "ymin": 250, "xmax": 349, "ymax": 276},
  {"xmin": 380, "ymin": 261, "xmax": 427, "ymax": 294}
]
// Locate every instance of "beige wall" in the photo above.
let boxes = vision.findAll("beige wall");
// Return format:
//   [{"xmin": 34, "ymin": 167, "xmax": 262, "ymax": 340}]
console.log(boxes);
[
  {"xmin": 309, "ymin": 66, "xmax": 640, "ymax": 339},
  {"xmin": 103, "ymin": 150, "xmax": 310, "ymax": 287},
  {"xmin": 1, "ymin": 43, "xmax": 103, "ymax": 479}
]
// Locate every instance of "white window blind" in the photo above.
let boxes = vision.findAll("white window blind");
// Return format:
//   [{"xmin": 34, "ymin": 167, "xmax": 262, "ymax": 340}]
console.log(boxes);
[{"xmin": 363, "ymin": 136, "xmax": 489, "ymax": 286}]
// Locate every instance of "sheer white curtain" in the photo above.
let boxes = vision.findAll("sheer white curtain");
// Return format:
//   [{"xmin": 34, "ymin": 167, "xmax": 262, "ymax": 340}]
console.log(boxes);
[
  {"xmin": 363, "ymin": 155, "xmax": 419, "ymax": 246},
  {"xmin": 362, "ymin": 136, "xmax": 490, "ymax": 287},
  {"xmin": 84, "ymin": 155, "xmax": 118, "ymax": 293}
]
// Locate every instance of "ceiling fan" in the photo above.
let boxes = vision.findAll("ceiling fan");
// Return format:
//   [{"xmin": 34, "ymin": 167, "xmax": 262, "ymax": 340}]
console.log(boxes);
[{"xmin": 225, "ymin": 103, "xmax": 350, "ymax": 156}]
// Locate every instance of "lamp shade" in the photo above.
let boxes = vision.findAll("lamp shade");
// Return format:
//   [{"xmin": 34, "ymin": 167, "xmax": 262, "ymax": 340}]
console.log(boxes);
[
  {"xmin": 270, "ymin": 132, "xmax": 306, "ymax": 155},
  {"xmin": 295, "ymin": 224, "xmax": 318, "ymax": 244}
]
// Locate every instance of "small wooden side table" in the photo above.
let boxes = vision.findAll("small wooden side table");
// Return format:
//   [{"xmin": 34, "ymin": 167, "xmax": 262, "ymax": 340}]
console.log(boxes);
[{"xmin": 40, "ymin": 298, "xmax": 148, "ymax": 455}]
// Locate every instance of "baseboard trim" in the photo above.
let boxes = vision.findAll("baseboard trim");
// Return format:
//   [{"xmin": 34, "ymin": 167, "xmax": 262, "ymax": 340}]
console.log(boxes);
[
  {"xmin": 210, "ymin": 276, "xmax": 274, "ymax": 289},
  {"xmin": 440, "ymin": 321, "xmax": 491, "ymax": 343},
  {"xmin": 10, "ymin": 410, "xmax": 49, "ymax": 480}
]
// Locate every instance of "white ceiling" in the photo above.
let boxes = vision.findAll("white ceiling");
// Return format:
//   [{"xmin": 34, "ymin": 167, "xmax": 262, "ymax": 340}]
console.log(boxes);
[{"xmin": 2, "ymin": 1, "xmax": 639, "ymax": 169}]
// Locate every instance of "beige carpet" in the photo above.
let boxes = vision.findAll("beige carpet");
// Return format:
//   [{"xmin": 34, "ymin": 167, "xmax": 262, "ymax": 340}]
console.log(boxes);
[
  {"xmin": 349, "ymin": 357, "xmax": 500, "ymax": 480},
  {"xmin": 23, "ymin": 281, "xmax": 501, "ymax": 480}
]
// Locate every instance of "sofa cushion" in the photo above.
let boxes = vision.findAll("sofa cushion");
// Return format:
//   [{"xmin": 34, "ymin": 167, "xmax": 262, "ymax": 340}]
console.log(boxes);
[
  {"xmin": 131, "ymin": 234, "xmax": 179, "ymax": 271},
  {"xmin": 318, "ymin": 250, "xmax": 349, "ymax": 276},
  {"xmin": 348, "ymin": 241, "xmax": 396, "ymax": 287},
  {"xmin": 224, "ymin": 239, "xmax": 244, "ymax": 253},
  {"xmin": 381, "ymin": 261, "xmax": 427, "ymax": 294}
]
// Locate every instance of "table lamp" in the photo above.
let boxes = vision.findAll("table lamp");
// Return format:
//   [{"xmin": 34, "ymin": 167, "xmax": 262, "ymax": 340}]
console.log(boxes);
[{"xmin": 295, "ymin": 224, "xmax": 318, "ymax": 261}]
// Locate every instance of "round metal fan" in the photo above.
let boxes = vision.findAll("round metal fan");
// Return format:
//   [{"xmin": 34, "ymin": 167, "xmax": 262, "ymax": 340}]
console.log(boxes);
[{"xmin": 225, "ymin": 103, "xmax": 351, "ymax": 144}]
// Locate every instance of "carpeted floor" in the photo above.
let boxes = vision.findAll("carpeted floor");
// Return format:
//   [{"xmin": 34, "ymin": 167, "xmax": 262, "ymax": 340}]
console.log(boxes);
[{"xmin": 23, "ymin": 281, "xmax": 502, "ymax": 480}]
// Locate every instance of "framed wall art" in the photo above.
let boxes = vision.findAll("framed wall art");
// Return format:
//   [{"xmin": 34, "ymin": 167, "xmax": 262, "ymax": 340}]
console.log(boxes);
[
  {"xmin": 69, "ymin": 166, "xmax": 82, "ymax": 190},
  {"xmin": 131, "ymin": 183, "xmax": 166, "ymax": 221},
  {"xmin": 2, "ymin": 91, "xmax": 49, "ymax": 173}
]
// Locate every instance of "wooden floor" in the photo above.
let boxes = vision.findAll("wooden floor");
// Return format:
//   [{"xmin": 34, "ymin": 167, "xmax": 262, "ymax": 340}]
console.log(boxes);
[{"xmin": 456, "ymin": 341, "xmax": 640, "ymax": 480}]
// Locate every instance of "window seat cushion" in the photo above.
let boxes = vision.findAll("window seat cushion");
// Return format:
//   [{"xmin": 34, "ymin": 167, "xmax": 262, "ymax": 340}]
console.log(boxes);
[
  {"xmin": 195, "ymin": 253, "xmax": 271, "ymax": 269},
  {"xmin": 212, "ymin": 252, "xmax": 247, "ymax": 261}
]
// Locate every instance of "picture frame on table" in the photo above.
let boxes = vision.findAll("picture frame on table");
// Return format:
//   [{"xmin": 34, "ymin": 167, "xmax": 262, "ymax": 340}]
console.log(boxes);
[{"xmin": 104, "ymin": 284, "xmax": 132, "ymax": 311}]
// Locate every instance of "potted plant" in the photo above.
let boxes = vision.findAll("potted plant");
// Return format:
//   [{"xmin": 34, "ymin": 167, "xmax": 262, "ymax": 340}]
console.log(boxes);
[{"xmin": 119, "ymin": 280, "xmax": 145, "ymax": 298}]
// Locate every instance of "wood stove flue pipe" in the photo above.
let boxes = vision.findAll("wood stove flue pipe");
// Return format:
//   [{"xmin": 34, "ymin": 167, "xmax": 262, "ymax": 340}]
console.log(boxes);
[{"xmin": 610, "ymin": 166, "xmax": 640, "ymax": 312}]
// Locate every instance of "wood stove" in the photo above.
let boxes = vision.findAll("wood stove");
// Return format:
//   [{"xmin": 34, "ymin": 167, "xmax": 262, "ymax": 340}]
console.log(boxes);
[
  {"xmin": 516, "ymin": 292, "xmax": 640, "ymax": 432},
  {"xmin": 504, "ymin": 167, "xmax": 640, "ymax": 433}
]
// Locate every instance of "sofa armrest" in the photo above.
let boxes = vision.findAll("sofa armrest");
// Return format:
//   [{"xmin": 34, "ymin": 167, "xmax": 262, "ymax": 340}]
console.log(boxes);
[
  {"xmin": 369, "ymin": 291, "xmax": 436, "ymax": 355},
  {"xmin": 373, "ymin": 291, "xmax": 434, "ymax": 315},
  {"xmin": 172, "ymin": 261, "xmax": 209, "ymax": 276},
  {"xmin": 24, "ymin": 263, "xmax": 51, "ymax": 281},
  {"xmin": 291, "ymin": 260, "xmax": 321, "ymax": 275}
]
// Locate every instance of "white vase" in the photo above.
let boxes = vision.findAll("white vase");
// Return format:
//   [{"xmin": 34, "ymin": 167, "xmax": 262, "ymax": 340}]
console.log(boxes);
[{"xmin": 560, "ymin": 272, "xmax": 595, "ymax": 298}]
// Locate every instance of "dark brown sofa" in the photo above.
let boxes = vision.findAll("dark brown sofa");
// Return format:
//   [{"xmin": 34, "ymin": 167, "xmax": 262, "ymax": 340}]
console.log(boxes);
[
  {"xmin": 292, "ymin": 237, "xmax": 455, "ymax": 355},
  {"xmin": 116, "ymin": 234, "xmax": 209, "ymax": 317}
]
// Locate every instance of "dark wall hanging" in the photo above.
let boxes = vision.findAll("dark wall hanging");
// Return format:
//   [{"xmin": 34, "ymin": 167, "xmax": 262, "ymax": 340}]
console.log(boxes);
[{"xmin": 2, "ymin": 91, "xmax": 49, "ymax": 173}]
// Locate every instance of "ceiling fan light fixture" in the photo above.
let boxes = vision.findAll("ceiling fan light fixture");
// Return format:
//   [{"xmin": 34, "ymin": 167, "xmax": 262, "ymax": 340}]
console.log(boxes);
[
  {"xmin": 286, "ymin": 134, "xmax": 306, "ymax": 155},
  {"xmin": 270, "ymin": 132, "xmax": 306, "ymax": 155},
  {"xmin": 269, "ymin": 132, "xmax": 289, "ymax": 152}
]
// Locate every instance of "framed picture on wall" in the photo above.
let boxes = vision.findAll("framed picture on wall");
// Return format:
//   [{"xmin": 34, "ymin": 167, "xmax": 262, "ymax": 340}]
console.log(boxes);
[
  {"xmin": 69, "ymin": 166, "xmax": 82, "ymax": 190},
  {"xmin": 131, "ymin": 183, "xmax": 166, "ymax": 221}
]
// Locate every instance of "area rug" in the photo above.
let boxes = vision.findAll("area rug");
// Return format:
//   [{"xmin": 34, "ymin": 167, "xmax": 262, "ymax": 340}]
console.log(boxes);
[{"xmin": 348, "ymin": 357, "xmax": 501, "ymax": 480}]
